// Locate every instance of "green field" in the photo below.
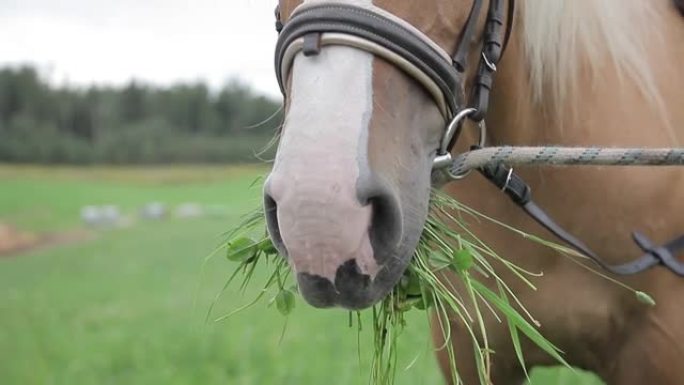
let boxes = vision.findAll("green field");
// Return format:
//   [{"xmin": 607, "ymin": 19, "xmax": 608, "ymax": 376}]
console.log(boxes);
[{"xmin": 0, "ymin": 165, "xmax": 603, "ymax": 385}]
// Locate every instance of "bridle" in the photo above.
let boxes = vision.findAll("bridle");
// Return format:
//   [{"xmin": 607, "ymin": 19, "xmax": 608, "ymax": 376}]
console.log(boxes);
[
  {"xmin": 274, "ymin": 0, "xmax": 515, "ymax": 170},
  {"xmin": 272, "ymin": 1, "xmax": 684, "ymax": 278}
]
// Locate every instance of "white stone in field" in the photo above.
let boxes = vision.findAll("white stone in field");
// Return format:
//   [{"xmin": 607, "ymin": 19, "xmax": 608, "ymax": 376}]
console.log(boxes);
[
  {"xmin": 81, "ymin": 206, "xmax": 101, "ymax": 226},
  {"xmin": 81, "ymin": 205, "xmax": 122, "ymax": 227},
  {"xmin": 140, "ymin": 202, "xmax": 167, "ymax": 220},
  {"xmin": 175, "ymin": 203, "xmax": 203, "ymax": 219},
  {"xmin": 101, "ymin": 205, "xmax": 122, "ymax": 225}
]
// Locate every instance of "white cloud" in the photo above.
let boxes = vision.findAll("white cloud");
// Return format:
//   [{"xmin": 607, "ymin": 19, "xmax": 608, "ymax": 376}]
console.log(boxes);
[{"xmin": 0, "ymin": 0, "xmax": 281, "ymax": 97}]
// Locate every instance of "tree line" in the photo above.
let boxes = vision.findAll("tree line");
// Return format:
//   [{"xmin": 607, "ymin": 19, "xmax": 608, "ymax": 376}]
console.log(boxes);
[{"xmin": 0, "ymin": 66, "xmax": 282, "ymax": 164}]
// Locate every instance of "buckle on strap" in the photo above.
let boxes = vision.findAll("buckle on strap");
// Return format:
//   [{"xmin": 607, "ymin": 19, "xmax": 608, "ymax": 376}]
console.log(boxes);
[
  {"xmin": 632, "ymin": 232, "xmax": 684, "ymax": 276},
  {"xmin": 480, "ymin": 162, "xmax": 531, "ymax": 205}
]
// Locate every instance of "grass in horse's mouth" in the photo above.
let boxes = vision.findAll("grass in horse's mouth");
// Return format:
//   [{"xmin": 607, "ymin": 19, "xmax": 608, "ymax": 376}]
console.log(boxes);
[{"xmin": 208, "ymin": 190, "xmax": 655, "ymax": 385}]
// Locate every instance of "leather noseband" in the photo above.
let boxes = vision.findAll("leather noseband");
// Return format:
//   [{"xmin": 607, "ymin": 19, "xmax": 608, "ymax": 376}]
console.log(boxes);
[{"xmin": 275, "ymin": 0, "xmax": 514, "ymax": 135}]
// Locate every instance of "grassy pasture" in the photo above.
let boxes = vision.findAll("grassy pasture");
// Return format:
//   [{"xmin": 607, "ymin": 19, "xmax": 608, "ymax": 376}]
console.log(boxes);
[{"xmin": 0, "ymin": 165, "xmax": 603, "ymax": 385}]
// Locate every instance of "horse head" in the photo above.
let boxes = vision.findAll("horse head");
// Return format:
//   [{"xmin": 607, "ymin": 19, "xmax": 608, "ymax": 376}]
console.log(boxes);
[{"xmin": 263, "ymin": 0, "xmax": 492, "ymax": 309}]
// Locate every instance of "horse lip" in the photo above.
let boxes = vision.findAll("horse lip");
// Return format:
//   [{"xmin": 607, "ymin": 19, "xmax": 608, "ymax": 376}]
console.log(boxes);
[{"xmin": 295, "ymin": 256, "xmax": 407, "ymax": 310}]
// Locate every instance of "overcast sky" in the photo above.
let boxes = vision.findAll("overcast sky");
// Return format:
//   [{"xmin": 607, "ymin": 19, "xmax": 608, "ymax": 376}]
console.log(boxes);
[{"xmin": 0, "ymin": 0, "xmax": 281, "ymax": 97}]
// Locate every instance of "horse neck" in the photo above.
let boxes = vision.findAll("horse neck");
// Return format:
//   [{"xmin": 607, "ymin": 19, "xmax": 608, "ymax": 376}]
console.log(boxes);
[
  {"xmin": 485, "ymin": 0, "xmax": 683, "ymax": 148},
  {"xmin": 464, "ymin": 1, "xmax": 684, "ymax": 273}
]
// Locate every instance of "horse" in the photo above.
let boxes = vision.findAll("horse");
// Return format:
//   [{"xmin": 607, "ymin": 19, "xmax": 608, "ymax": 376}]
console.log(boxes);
[{"xmin": 263, "ymin": 0, "xmax": 684, "ymax": 383}]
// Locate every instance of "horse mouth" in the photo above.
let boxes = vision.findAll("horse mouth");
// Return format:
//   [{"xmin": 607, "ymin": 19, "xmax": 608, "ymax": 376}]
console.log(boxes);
[
  {"xmin": 296, "ymin": 260, "xmax": 375, "ymax": 309},
  {"xmin": 295, "ymin": 253, "xmax": 417, "ymax": 310}
]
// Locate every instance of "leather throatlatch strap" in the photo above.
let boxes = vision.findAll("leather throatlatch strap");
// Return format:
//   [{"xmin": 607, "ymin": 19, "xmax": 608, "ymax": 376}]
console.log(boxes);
[
  {"xmin": 480, "ymin": 162, "xmax": 684, "ymax": 276},
  {"xmin": 452, "ymin": 0, "xmax": 485, "ymax": 72}
]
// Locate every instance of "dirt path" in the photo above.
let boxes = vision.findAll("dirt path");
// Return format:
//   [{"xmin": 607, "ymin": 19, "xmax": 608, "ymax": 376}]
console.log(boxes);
[{"xmin": 0, "ymin": 223, "xmax": 91, "ymax": 257}]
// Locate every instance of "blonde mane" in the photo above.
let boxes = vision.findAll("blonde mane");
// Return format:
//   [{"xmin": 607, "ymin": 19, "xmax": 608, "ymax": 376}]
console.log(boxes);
[{"xmin": 520, "ymin": 0, "xmax": 666, "ymax": 116}]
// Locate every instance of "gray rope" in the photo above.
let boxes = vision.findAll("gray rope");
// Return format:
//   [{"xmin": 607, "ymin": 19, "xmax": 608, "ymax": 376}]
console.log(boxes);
[{"xmin": 450, "ymin": 146, "xmax": 684, "ymax": 177}]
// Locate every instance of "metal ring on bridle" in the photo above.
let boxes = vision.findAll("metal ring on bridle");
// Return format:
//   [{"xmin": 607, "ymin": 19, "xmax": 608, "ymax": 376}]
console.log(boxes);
[
  {"xmin": 433, "ymin": 108, "xmax": 487, "ymax": 177},
  {"xmin": 438, "ymin": 108, "xmax": 477, "ymax": 157},
  {"xmin": 444, "ymin": 119, "xmax": 488, "ymax": 180}
]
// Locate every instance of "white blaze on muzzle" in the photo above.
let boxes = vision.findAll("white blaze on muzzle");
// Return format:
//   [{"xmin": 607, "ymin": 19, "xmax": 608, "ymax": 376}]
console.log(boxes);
[
  {"xmin": 267, "ymin": 41, "xmax": 381, "ymax": 281},
  {"xmin": 266, "ymin": 0, "xmax": 383, "ymax": 282}
]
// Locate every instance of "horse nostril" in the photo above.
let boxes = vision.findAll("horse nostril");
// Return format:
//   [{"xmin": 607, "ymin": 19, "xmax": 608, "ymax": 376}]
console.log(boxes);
[
  {"xmin": 263, "ymin": 192, "xmax": 288, "ymax": 258},
  {"xmin": 356, "ymin": 174, "xmax": 403, "ymax": 262},
  {"xmin": 364, "ymin": 192, "xmax": 403, "ymax": 263}
]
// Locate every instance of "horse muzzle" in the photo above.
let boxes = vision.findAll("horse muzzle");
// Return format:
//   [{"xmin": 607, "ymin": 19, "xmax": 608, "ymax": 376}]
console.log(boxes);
[{"xmin": 263, "ymin": 164, "xmax": 404, "ymax": 309}]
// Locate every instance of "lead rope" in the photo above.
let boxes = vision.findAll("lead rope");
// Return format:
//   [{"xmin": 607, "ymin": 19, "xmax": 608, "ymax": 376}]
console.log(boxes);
[
  {"xmin": 451, "ymin": 146, "xmax": 684, "ymax": 175},
  {"xmin": 440, "ymin": 145, "xmax": 684, "ymax": 276}
]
